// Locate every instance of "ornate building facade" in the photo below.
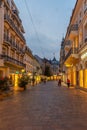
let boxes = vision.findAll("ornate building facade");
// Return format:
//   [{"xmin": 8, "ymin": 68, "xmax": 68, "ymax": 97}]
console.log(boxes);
[
  {"xmin": 0, "ymin": 0, "xmax": 36, "ymax": 89},
  {"xmin": 60, "ymin": 0, "xmax": 87, "ymax": 89}
]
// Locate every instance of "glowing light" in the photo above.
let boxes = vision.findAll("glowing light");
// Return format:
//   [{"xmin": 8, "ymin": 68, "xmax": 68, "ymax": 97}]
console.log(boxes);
[
  {"xmin": 21, "ymin": 69, "xmax": 25, "ymax": 73},
  {"xmin": 65, "ymin": 64, "xmax": 73, "ymax": 67},
  {"xmin": 81, "ymin": 52, "xmax": 87, "ymax": 59},
  {"xmin": 16, "ymin": 71, "xmax": 19, "ymax": 74},
  {"xmin": 14, "ymin": 74, "xmax": 19, "ymax": 90},
  {"xmin": 28, "ymin": 72, "xmax": 32, "ymax": 76}
]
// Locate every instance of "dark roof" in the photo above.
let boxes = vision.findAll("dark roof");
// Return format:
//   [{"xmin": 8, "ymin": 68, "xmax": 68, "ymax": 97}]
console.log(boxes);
[{"xmin": 51, "ymin": 57, "xmax": 59, "ymax": 65}]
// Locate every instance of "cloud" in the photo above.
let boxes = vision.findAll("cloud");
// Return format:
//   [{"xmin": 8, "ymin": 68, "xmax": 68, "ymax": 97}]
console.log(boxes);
[{"xmin": 26, "ymin": 33, "xmax": 60, "ymax": 59}]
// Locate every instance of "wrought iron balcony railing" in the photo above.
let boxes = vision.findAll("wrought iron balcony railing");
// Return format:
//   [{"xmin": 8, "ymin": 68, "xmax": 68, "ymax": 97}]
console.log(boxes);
[
  {"xmin": 64, "ymin": 48, "xmax": 78, "ymax": 61},
  {"xmin": 4, "ymin": 14, "xmax": 25, "ymax": 42},
  {"xmin": 68, "ymin": 24, "xmax": 78, "ymax": 36},
  {"xmin": 0, "ymin": 55, "xmax": 26, "ymax": 67},
  {"xmin": 12, "ymin": 10, "xmax": 22, "ymax": 23},
  {"xmin": 4, "ymin": 34, "xmax": 25, "ymax": 54},
  {"xmin": 4, "ymin": 34, "xmax": 11, "ymax": 45}
]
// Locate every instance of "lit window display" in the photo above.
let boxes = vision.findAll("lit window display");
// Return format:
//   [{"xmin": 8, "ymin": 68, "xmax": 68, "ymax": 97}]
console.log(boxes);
[{"xmin": 14, "ymin": 74, "xmax": 19, "ymax": 90}]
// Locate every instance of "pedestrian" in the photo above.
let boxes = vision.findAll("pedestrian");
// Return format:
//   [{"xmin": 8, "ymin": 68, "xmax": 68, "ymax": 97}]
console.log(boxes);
[
  {"xmin": 32, "ymin": 78, "xmax": 35, "ymax": 86},
  {"xmin": 44, "ymin": 78, "xmax": 46, "ymax": 84},
  {"xmin": 58, "ymin": 79, "xmax": 61, "ymax": 87},
  {"xmin": 67, "ymin": 78, "xmax": 70, "ymax": 88}
]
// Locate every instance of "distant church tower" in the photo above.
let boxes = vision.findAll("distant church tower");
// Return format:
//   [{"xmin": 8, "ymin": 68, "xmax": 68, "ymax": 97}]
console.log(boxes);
[{"xmin": 51, "ymin": 54, "xmax": 59, "ymax": 75}]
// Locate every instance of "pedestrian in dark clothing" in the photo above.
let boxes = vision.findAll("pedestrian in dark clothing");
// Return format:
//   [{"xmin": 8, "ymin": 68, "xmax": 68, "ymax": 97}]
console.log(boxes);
[
  {"xmin": 67, "ymin": 79, "xmax": 70, "ymax": 88},
  {"xmin": 32, "ymin": 78, "xmax": 35, "ymax": 86},
  {"xmin": 58, "ymin": 79, "xmax": 61, "ymax": 87}
]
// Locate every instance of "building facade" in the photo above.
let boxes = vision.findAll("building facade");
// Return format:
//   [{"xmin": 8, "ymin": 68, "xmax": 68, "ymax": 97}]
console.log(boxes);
[
  {"xmin": 60, "ymin": 0, "xmax": 87, "ymax": 89},
  {"xmin": 24, "ymin": 46, "xmax": 33, "ymax": 75},
  {"xmin": 0, "ymin": 0, "xmax": 27, "ymax": 89},
  {"xmin": 51, "ymin": 57, "xmax": 59, "ymax": 76}
]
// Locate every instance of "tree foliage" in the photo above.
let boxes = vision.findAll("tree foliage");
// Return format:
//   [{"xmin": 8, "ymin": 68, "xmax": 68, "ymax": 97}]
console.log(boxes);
[{"xmin": 44, "ymin": 66, "xmax": 52, "ymax": 76}]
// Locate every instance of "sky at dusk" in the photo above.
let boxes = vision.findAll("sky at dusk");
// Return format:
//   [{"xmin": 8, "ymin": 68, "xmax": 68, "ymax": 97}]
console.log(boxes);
[{"xmin": 14, "ymin": 0, "xmax": 76, "ymax": 60}]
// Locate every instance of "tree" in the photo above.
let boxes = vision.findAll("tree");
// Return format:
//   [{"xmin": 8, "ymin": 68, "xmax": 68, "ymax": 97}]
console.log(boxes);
[
  {"xmin": 44, "ymin": 66, "xmax": 52, "ymax": 77},
  {"xmin": 18, "ymin": 75, "xmax": 29, "ymax": 90}
]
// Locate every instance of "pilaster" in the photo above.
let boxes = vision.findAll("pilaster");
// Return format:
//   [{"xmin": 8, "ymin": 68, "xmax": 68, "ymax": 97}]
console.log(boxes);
[{"xmin": 0, "ymin": 1, "xmax": 4, "ymax": 55}]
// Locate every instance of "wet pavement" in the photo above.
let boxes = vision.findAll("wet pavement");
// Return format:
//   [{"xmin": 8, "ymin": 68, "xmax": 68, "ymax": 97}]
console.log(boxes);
[{"xmin": 0, "ymin": 81, "xmax": 87, "ymax": 130}]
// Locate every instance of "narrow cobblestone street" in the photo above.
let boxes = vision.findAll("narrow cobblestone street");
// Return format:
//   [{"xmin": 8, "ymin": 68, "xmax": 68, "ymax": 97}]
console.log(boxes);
[{"xmin": 0, "ymin": 81, "xmax": 87, "ymax": 130}]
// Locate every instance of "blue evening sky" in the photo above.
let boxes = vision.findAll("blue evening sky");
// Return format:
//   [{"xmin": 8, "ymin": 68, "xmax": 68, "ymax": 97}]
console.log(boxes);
[{"xmin": 14, "ymin": 0, "xmax": 76, "ymax": 60}]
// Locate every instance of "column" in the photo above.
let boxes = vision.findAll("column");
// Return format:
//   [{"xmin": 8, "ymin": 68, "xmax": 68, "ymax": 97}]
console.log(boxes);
[
  {"xmin": 83, "ymin": 69, "xmax": 87, "ymax": 88},
  {"xmin": 79, "ymin": 70, "xmax": 83, "ymax": 87},
  {"xmin": 0, "ymin": 2, "xmax": 4, "ymax": 54}
]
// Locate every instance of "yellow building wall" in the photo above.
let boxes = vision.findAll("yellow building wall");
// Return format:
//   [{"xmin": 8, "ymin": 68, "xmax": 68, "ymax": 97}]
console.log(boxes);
[
  {"xmin": 83, "ymin": 70, "xmax": 87, "ymax": 88},
  {"xmin": 73, "ymin": 71, "xmax": 76, "ymax": 86},
  {"xmin": 79, "ymin": 70, "xmax": 83, "ymax": 87}
]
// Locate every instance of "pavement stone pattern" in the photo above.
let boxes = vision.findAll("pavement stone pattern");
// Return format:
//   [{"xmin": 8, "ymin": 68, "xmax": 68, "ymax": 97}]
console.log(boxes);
[{"xmin": 0, "ymin": 81, "xmax": 87, "ymax": 130}]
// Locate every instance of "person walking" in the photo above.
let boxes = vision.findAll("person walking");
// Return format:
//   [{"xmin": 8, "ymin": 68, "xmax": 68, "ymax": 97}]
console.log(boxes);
[
  {"xmin": 67, "ymin": 78, "xmax": 70, "ymax": 88},
  {"xmin": 58, "ymin": 79, "xmax": 61, "ymax": 87}
]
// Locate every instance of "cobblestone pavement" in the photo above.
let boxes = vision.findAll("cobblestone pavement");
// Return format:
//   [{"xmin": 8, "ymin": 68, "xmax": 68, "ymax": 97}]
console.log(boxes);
[{"xmin": 0, "ymin": 81, "xmax": 87, "ymax": 130}]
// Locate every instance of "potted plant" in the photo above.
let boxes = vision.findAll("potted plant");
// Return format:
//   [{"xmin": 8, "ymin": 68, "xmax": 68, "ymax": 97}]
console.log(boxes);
[
  {"xmin": 18, "ymin": 75, "xmax": 29, "ymax": 90},
  {"xmin": 0, "ymin": 77, "xmax": 10, "ymax": 91}
]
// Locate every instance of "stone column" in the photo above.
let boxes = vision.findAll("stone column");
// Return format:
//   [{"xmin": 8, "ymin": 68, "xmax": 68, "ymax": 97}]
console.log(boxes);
[{"xmin": 0, "ymin": 1, "xmax": 4, "ymax": 55}]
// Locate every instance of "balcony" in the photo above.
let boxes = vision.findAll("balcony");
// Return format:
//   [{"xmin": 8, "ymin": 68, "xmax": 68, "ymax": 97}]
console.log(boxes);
[
  {"xmin": 0, "ymin": 55, "xmax": 26, "ymax": 68},
  {"xmin": 64, "ymin": 48, "xmax": 79, "ymax": 67},
  {"xmin": 64, "ymin": 40, "xmax": 71, "ymax": 51},
  {"xmin": 4, "ymin": 0, "xmax": 10, "ymax": 8},
  {"xmin": 4, "ymin": 34, "xmax": 11, "ymax": 46},
  {"xmin": 78, "ymin": 38, "xmax": 87, "ymax": 53},
  {"xmin": 4, "ymin": 34, "xmax": 25, "ymax": 54},
  {"xmin": 68, "ymin": 24, "xmax": 78, "ymax": 39},
  {"xmin": 4, "ymin": 14, "xmax": 25, "ymax": 42},
  {"xmin": 12, "ymin": 10, "xmax": 22, "ymax": 25}
]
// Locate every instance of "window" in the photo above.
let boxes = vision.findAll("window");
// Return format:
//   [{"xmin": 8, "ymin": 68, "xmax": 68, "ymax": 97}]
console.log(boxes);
[
  {"xmin": 2, "ymin": 47, "xmax": 7, "ymax": 55},
  {"xmin": 84, "ymin": 0, "xmax": 87, "ymax": 13},
  {"xmin": 84, "ymin": 23, "xmax": 87, "ymax": 42},
  {"xmin": 11, "ymin": 50, "xmax": 14, "ymax": 58}
]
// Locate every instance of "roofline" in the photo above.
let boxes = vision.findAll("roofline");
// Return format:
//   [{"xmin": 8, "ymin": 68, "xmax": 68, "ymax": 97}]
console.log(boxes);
[
  {"xmin": 64, "ymin": 0, "xmax": 78, "ymax": 40},
  {"xmin": 69, "ymin": 0, "xmax": 78, "ymax": 24}
]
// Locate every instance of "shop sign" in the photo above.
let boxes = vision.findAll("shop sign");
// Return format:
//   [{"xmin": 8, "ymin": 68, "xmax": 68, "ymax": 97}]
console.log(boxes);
[{"xmin": 16, "ymin": 71, "xmax": 19, "ymax": 74}]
